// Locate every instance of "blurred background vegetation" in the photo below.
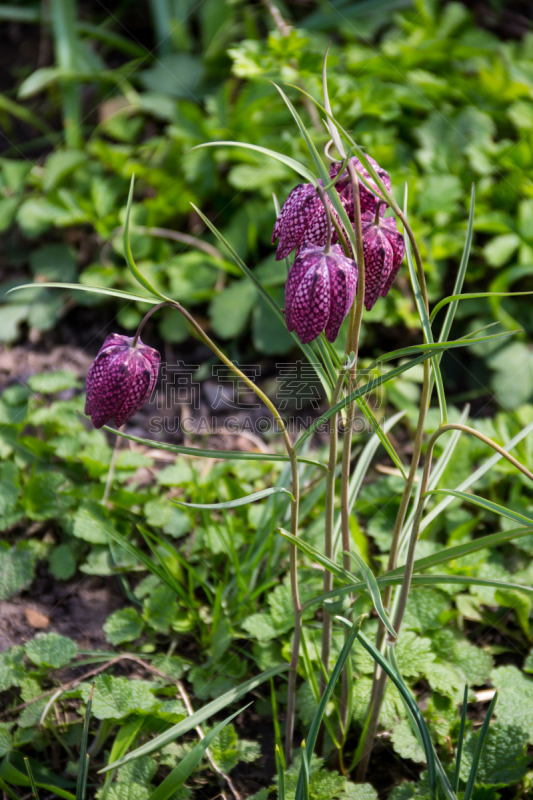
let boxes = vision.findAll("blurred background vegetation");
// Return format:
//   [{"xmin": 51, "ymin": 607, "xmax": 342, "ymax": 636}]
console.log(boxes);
[{"xmin": 1, "ymin": 0, "xmax": 533, "ymax": 413}]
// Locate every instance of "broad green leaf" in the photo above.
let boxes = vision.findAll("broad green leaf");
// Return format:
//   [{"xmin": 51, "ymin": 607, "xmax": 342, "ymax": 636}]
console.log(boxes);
[
  {"xmin": 99, "ymin": 665, "xmax": 288, "ymax": 772},
  {"xmin": 25, "ymin": 633, "xmax": 76, "ymax": 669},
  {"xmin": 173, "ymin": 487, "xmax": 293, "ymax": 510}
]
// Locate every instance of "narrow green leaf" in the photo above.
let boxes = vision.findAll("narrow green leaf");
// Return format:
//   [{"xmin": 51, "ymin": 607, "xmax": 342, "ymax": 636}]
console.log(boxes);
[
  {"xmin": 349, "ymin": 628, "xmax": 437, "ymax": 798},
  {"xmin": 333, "ymin": 411, "xmax": 406, "ymax": 558},
  {"xmin": 102, "ymin": 425, "xmax": 325, "ymax": 468},
  {"xmin": 347, "ymin": 551, "xmax": 396, "ymax": 638},
  {"xmin": 424, "ymin": 490, "xmax": 533, "ymax": 528},
  {"xmin": 454, "ymin": 685, "xmax": 469, "ymax": 793},
  {"xmin": 6, "ymin": 282, "xmax": 159, "ymax": 305},
  {"xmin": 23, "ymin": 758, "xmax": 39, "ymax": 798},
  {"xmin": 463, "ymin": 693, "xmax": 498, "ymax": 800},
  {"xmin": 388, "ymin": 526, "xmax": 533, "ymax": 579},
  {"xmin": 99, "ymin": 665, "xmax": 288, "ymax": 773},
  {"xmin": 431, "ymin": 292, "xmax": 533, "ymax": 323},
  {"xmin": 192, "ymin": 141, "xmax": 316, "ymax": 183},
  {"xmin": 191, "ymin": 203, "xmax": 332, "ymax": 398},
  {"xmin": 294, "ymin": 617, "xmax": 362, "ymax": 800},
  {"xmin": 148, "ymin": 706, "xmax": 249, "ymax": 800},
  {"xmin": 436, "ymin": 183, "xmax": 475, "ymax": 339},
  {"xmin": 417, "ymin": 420, "xmax": 533, "ymax": 535},
  {"xmin": 123, "ymin": 175, "xmax": 169, "ymax": 302},
  {"xmin": 276, "ymin": 745, "xmax": 286, "ymax": 800},
  {"xmin": 173, "ymin": 487, "xmax": 293, "ymax": 510},
  {"xmin": 272, "ymin": 83, "xmax": 358, "ymax": 256},
  {"xmin": 76, "ymin": 685, "xmax": 93, "ymax": 800},
  {"xmin": 403, "ymin": 189, "xmax": 447, "ymax": 425}
]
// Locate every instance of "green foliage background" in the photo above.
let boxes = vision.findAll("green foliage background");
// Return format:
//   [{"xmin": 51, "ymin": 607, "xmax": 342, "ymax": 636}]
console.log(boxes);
[{"xmin": 2, "ymin": 0, "xmax": 533, "ymax": 408}]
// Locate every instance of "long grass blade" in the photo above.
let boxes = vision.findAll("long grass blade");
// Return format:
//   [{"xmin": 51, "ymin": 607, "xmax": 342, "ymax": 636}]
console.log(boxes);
[
  {"xmin": 347, "ymin": 551, "xmax": 396, "ymax": 638},
  {"xmin": 437, "ymin": 183, "xmax": 475, "ymax": 339},
  {"xmin": 124, "ymin": 176, "xmax": 170, "ymax": 301},
  {"xmin": 350, "ymin": 627, "xmax": 437, "ymax": 798},
  {"xmin": 463, "ymin": 693, "xmax": 498, "ymax": 800},
  {"xmin": 100, "ymin": 665, "xmax": 288, "ymax": 773},
  {"xmin": 424, "ymin": 490, "xmax": 533, "ymax": 528},
  {"xmin": 454, "ymin": 685, "xmax": 469, "ymax": 793},
  {"xmin": 294, "ymin": 617, "xmax": 362, "ymax": 800},
  {"xmin": 173, "ymin": 487, "xmax": 293, "ymax": 510},
  {"xmin": 76, "ymin": 684, "xmax": 93, "ymax": 800},
  {"xmin": 191, "ymin": 204, "xmax": 332, "ymax": 397},
  {"xmin": 193, "ymin": 141, "xmax": 316, "ymax": 183},
  {"xmin": 148, "ymin": 706, "xmax": 249, "ymax": 800},
  {"xmin": 102, "ymin": 426, "xmax": 325, "ymax": 468},
  {"xmin": 6, "ymin": 283, "xmax": 159, "ymax": 304}
]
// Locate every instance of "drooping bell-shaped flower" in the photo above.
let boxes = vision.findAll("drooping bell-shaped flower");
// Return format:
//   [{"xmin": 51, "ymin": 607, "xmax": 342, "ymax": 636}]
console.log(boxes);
[
  {"xmin": 272, "ymin": 180, "xmax": 348, "ymax": 261},
  {"xmin": 85, "ymin": 333, "xmax": 160, "ymax": 428},
  {"xmin": 285, "ymin": 244, "xmax": 358, "ymax": 343},
  {"xmin": 330, "ymin": 154, "xmax": 391, "ymax": 219},
  {"xmin": 361, "ymin": 211, "xmax": 405, "ymax": 311}
]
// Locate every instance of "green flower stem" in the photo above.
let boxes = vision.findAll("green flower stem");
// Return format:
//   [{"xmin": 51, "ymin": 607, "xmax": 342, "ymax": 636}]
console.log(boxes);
[
  {"xmin": 356, "ymin": 225, "xmax": 431, "ymax": 781},
  {"xmin": 338, "ymin": 162, "xmax": 366, "ymax": 737},
  {"xmin": 393, "ymin": 423, "xmax": 533, "ymax": 632},
  {"xmin": 150, "ymin": 301, "xmax": 301, "ymax": 763}
]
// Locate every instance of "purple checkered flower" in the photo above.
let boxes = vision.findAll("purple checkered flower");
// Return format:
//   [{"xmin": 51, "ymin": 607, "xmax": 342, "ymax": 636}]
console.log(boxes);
[
  {"xmin": 272, "ymin": 180, "xmax": 349, "ymax": 261},
  {"xmin": 85, "ymin": 333, "xmax": 160, "ymax": 428},
  {"xmin": 285, "ymin": 244, "xmax": 358, "ymax": 343},
  {"xmin": 361, "ymin": 212, "xmax": 405, "ymax": 311},
  {"xmin": 330, "ymin": 154, "xmax": 391, "ymax": 219}
]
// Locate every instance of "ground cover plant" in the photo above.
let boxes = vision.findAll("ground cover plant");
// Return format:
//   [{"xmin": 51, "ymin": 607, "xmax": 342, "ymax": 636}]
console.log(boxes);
[{"xmin": 3, "ymin": 1, "xmax": 533, "ymax": 799}]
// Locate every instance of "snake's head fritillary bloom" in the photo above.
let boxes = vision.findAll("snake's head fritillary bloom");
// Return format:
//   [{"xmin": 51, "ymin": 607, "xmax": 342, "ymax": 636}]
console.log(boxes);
[
  {"xmin": 361, "ymin": 212, "xmax": 405, "ymax": 311},
  {"xmin": 272, "ymin": 180, "xmax": 349, "ymax": 261},
  {"xmin": 85, "ymin": 333, "xmax": 160, "ymax": 428},
  {"xmin": 285, "ymin": 244, "xmax": 358, "ymax": 344},
  {"xmin": 330, "ymin": 154, "xmax": 391, "ymax": 219}
]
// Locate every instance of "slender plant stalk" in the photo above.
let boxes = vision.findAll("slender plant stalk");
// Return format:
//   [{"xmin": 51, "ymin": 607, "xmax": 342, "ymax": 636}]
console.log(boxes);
[
  {"xmin": 356, "ymin": 213, "xmax": 431, "ymax": 781},
  {"xmin": 102, "ymin": 428, "xmax": 124, "ymax": 506},
  {"xmin": 338, "ymin": 162, "xmax": 365, "ymax": 736},
  {"xmin": 130, "ymin": 300, "xmax": 301, "ymax": 763},
  {"xmin": 318, "ymin": 183, "xmax": 344, "ymax": 740}
]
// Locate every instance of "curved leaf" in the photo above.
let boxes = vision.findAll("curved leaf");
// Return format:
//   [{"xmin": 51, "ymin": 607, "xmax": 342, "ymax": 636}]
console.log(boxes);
[
  {"xmin": 424, "ymin": 490, "xmax": 533, "ymax": 528},
  {"xmin": 102, "ymin": 425, "xmax": 325, "ymax": 468},
  {"xmin": 5, "ymin": 282, "xmax": 159, "ymax": 305},
  {"xmin": 99, "ymin": 665, "xmax": 288, "ymax": 773},
  {"xmin": 192, "ymin": 141, "xmax": 316, "ymax": 184},
  {"xmin": 173, "ymin": 487, "xmax": 294, "ymax": 510},
  {"xmin": 148, "ymin": 706, "xmax": 249, "ymax": 800}
]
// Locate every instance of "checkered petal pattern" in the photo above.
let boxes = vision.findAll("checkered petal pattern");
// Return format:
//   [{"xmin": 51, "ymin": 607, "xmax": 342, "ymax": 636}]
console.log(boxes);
[
  {"xmin": 330, "ymin": 154, "xmax": 391, "ymax": 218},
  {"xmin": 272, "ymin": 181, "xmax": 349, "ymax": 261},
  {"xmin": 361, "ymin": 213, "xmax": 405, "ymax": 311},
  {"xmin": 85, "ymin": 333, "xmax": 160, "ymax": 428},
  {"xmin": 285, "ymin": 244, "xmax": 358, "ymax": 344}
]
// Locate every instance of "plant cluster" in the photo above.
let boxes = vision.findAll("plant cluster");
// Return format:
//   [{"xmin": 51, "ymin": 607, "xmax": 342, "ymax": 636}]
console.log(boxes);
[{"xmin": 3, "ymin": 38, "xmax": 533, "ymax": 798}]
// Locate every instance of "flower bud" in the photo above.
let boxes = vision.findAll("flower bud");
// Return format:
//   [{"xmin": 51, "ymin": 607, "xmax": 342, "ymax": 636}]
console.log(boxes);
[
  {"xmin": 285, "ymin": 244, "xmax": 358, "ymax": 344},
  {"xmin": 85, "ymin": 333, "xmax": 160, "ymax": 428},
  {"xmin": 361, "ymin": 212, "xmax": 405, "ymax": 311},
  {"xmin": 272, "ymin": 180, "xmax": 349, "ymax": 261}
]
